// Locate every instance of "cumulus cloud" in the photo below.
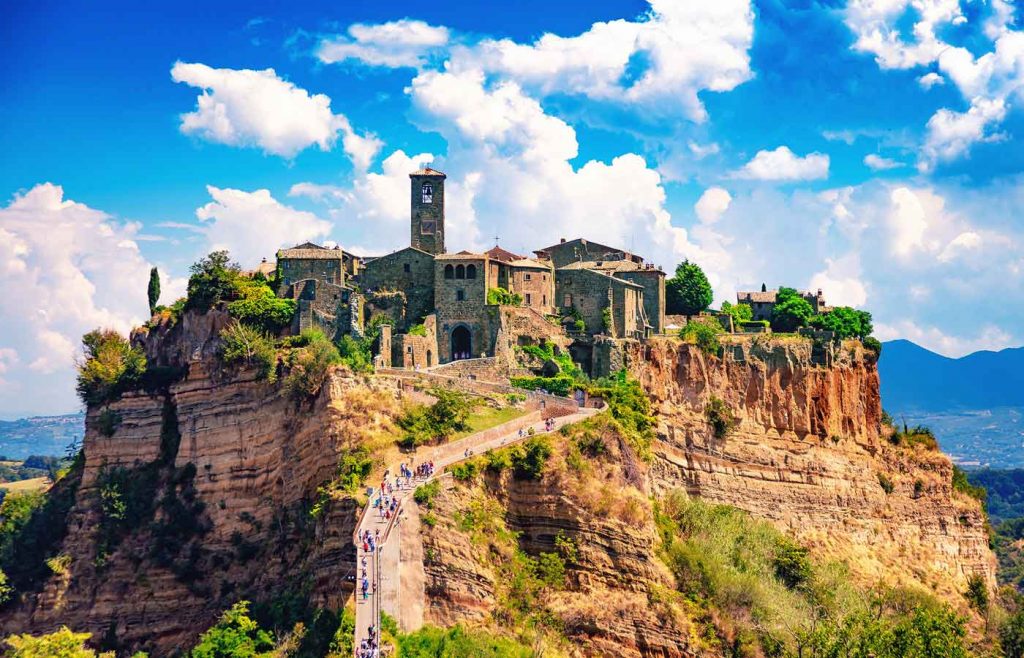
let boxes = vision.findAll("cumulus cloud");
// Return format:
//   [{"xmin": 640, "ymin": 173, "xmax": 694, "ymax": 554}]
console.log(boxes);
[
  {"xmin": 938, "ymin": 231, "xmax": 983, "ymax": 262},
  {"xmin": 318, "ymin": 19, "xmax": 450, "ymax": 68},
  {"xmin": 196, "ymin": 185, "xmax": 332, "ymax": 265},
  {"xmin": 808, "ymin": 254, "xmax": 868, "ymax": 307},
  {"xmin": 920, "ymin": 97, "xmax": 1006, "ymax": 171},
  {"xmin": 0, "ymin": 184, "xmax": 157, "ymax": 417},
  {"xmin": 733, "ymin": 146, "xmax": 829, "ymax": 181},
  {"xmin": 695, "ymin": 187, "xmax": 732, "ymax": 224},
  {"xmin": 171, "ymin": 62, "xmax": 380, "ymax": 165},
  {"xmin": 864, "ymin": 154, "xmax": 903, "ymax": 171},
  {"xmin": 918, "ymin": 72, "xmax": 945, "ymax": 88},
  {"xmin": 845, "ymin": 0, "xmax": 964, "ymax": 70}
]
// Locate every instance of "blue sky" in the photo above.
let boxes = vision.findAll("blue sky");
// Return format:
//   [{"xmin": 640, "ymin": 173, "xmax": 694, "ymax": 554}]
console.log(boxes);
[{"xmin": 2, "ymin": 0, "xmax": 1024, "ymax": 418}]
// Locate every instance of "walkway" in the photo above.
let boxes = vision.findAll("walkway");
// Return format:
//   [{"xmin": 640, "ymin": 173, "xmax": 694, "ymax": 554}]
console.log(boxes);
[{"xmin": 351, "ymin": 405, "xmax": 597, "ymax": 656}]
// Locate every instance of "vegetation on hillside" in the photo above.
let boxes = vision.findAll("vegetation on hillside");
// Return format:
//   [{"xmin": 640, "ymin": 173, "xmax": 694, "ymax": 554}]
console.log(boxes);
[
  {"xmin": 487, "ymin": 287, "xmax": 523, "ymax": 306},
  {"xmin": 679, "ymin": 316, "xmax": 724, "ymax": 356},
  {"xmin": 397, "ymin": 389, "xmax": 475, "ymax": 448}
]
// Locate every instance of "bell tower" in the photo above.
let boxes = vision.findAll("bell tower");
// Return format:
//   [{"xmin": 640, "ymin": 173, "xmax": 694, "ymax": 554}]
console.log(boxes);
[
  {"xmin": 410, "ymin": 167, "xmax": 446, "ymax": 255},
  {"xmin": 407, "ymin": 167, "xmax": 444, "ymax": 254}
]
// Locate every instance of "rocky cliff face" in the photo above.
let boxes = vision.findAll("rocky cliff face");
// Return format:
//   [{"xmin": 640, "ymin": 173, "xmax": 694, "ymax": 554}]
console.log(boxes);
[
  {"xmin": 0, "ymin": 312, "xmax": 404, "ymax": 655},
  {"xmin": 628, "ymin": 336, "xmax": 995, "ymax": 600}
]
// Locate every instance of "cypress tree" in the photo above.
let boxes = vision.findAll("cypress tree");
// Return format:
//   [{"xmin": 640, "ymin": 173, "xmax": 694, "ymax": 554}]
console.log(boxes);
[{"xmin": 147, "ymin": 266, "xmax": 160, "ymax": 315}]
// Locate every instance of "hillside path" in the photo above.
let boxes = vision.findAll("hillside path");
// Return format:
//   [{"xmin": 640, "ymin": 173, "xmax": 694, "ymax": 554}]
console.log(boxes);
[{"xmin": 351, "ymin": 405, "xmax": 597, "ymax": 656}]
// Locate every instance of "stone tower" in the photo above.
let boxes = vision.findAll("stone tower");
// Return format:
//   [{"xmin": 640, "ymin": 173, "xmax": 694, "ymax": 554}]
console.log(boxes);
[{"xmin": 410, "ymin": 167, "xmax": 446, "ymax": 255}]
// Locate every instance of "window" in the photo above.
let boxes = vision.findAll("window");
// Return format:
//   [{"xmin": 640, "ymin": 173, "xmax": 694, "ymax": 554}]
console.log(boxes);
[
  {"xmin": 525, "ymin": 293, "xmax": 532, "ymax": 305},
  {"xmin": 456, "ymin": 289, "xmax": 465, "ymax": 301},
  {"xmin": 466, "ymin": 264, "xmax": 476, "ymax": 279},
  {"xmin": 421, "ymin": 219, "xmax": 435, "ymax": 234},
  {"xmin": 524, "ymin": 273, "xmax": 532, "ymax": 281},
  {"xmin": 403, "ymin": 263, "xmax": 411, "ymax": 273},
  {"xmin": 543, "ymin": 295, "xmax": 547, "ymax": 306},
  {"xmin": 455, "ymin": 264, "xmax": 465, "ymax": 279},
  {"xmin": 444, "ymin": 264, "xmax": 454, "ymax": 279},
  {"xmin": 422, "ymin": 182, "xmax": 433, "ymax": 204},
  {"xmin": 563, "ymin": 294, "xmax": 572, "ymax": 306}
]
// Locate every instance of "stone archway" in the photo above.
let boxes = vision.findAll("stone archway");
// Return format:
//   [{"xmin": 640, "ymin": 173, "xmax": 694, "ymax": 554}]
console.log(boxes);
[{"xmin": 451, "ymin": 326, "xmax": 471, "ymax": 360}]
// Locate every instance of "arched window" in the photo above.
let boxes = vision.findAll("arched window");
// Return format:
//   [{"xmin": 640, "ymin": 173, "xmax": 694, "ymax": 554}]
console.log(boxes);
[
  {"xmin": 455, "ymin": 264, "xmax": 465, "ymax": 279},
  {"xmin": 466, "ymin": 264, "xmax": 477, "ymax": 279},
  {"xmin": 444, "ymin": 264, "xmax": 454, "ymax": 279},
  {"xmin": 422, "ymin": 183, "xmax": 433, "ymax": 204}
]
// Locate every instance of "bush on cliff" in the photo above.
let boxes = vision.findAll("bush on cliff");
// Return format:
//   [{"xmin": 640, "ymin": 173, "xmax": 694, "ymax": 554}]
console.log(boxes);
[
  {"xmin": 397, "ymin": 389, "xmax": 475, "ymax": 448},
  {"xmin": 680, "ymin": 317, "xmax": 723, "ymax": 357},
  {"xmin": 75, "ymin": 329, "xmax": 146, "ymax": 405},
  {"xmin": 219, "ymin": 322, "xmax": 277, "ymax": 382},
  {"xmin": 510, "ymin": 375, "xmax": 574, "ymax": 397},
  {"xmin": 808, "ymin": 306, "xmax": 873, "ymax": 339},
  {"xmin": 283, "ymin": 330, "xmax": 341, "ymax": 400},
  {"xmin": 226, "ymin": 279, "xmax": 296, "ymax": 335},
  {"xmin": 4, "ymin": 625, "xmax": 143, "ymax": 658},
  {"xmin": 189, "ymin": 600, "xmax": 274, "ymax": 657},
  {"xmin": 398, "ymin": 624, "xmax": 533, "ymax": 657},
  {"xmin": 705, "ymin": 396, "xmax": 738, "ymax": 440}
]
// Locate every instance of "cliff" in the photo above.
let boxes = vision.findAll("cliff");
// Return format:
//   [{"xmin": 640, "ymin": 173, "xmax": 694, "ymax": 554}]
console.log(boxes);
[
  {"xmin": 0, "ymin": 312, "xmax": 406, "ymax": 655},
  {"xmin": 628, "ymin": 336, "xmax": 995, "ymax": 600}
]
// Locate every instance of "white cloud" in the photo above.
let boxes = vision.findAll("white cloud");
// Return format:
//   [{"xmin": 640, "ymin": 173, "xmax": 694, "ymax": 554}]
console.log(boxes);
[
  {"xmin": 844, "ymin": 0, "xmax": 964, "ymax": 70},
  {"xmin": 918, "ymin": 72, "xmax": 945, "ymax": 89},
  {"xmin": 875, "ymin": 320, "xmax": 1015, "ymax": 357},
  {"xmin": 196, "ymin": 185, "xmax": 332, "ymax": 265},
  {"xmin": 733, "ymin": 146, "xmax": 830, "ymax": 181},
  {"xmin": 0, "ymin": 183, "xmax": 156, "ymax": 417},
  {"xmin": 938, "ymin": 231, "xmax": 983, "ymax": 262},
  {"xmin": 887, "ymin": 186, "xmax": 936, "ymax": 257},
  {"xmin": 864, "ymin": 153, "xmax": 904, "ymax": 171},
  {"xmin": 695, "ymin": 187, "xmax": 732, "ymax": 224},
  {"xmin": 808, "ymin": 254, "xmax": 868, "ymax": 308},
  {"xmin": 318, "ymin": 19, "xmax": 449, "ymax": 68},
  {"xmin": 171, "ymin": 62, "xmax": 380, "ymax": 164},
  {"xmin": 688, "ymin": 141, "xmax": 721, "ymax": 159},
  {"xmin": 919, "ymin": 97, "xmax": 1007, "ymax": 171}
]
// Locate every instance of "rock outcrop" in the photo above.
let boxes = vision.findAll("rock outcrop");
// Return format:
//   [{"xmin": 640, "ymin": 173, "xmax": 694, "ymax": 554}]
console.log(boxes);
[{"xmin": 629, "ymin": 336, "xmax": 995, "ymax": 601}]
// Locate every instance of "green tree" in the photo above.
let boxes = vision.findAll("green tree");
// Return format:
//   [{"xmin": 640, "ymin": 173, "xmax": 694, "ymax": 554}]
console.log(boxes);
[
  {"xmin": 219, "ymin": 323, "xmax": 277, "ymax": 382},
  {"xmin": 809, "ymin": 306, "xmax": 874, "ymax": 339},
  {"xmin": 680, "ymin": 318, "xmax": 723, "ymax": 356},
  {"xmin": 666, "ymin": 260, "xmax": 713, "ymax": 316},
  {"xmin": 770, "ymin": 287, "xmax": 814, "ymax": 332},
  {"xmin": 226, "ymin": 280, "xmax": 296, "ymax": 334},
  {"xmin": 190, "ymin": 601, "xmax": 274, "ymax": 658},
  {"xmin": 5, "ymin": 626, "xmax": 116, "ymax": 658},
  {"xmin": 186, "ymin": 251, "xmax": 242, "ymax": 312},
  {"xmin": 147, "ymin": 267, "xmax": 161, "ymax": 316},
  {"xmin": 283, "ymin": 330, "xmax": 341, "ymax": 399},
  {"xmin": 75, "ymin": 329, "xmax": 146, "ymax": 405},
  {"xmin": 720, "ymin": 301, "xmax": 752, "ymax": 327},
  {"xmin": 1002, "ymin": 609, "xmax": 1024, "ymax": 658}
]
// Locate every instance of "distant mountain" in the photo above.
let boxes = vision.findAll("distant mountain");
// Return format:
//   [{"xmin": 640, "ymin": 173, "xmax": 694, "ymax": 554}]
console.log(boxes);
[
  {"xmin": 879, "ymin": 339, "xmax": 1024, "ymax": 412},
  {"xmin": 0, "ymin": 413, "xmax": 84, "ymax": 460}
]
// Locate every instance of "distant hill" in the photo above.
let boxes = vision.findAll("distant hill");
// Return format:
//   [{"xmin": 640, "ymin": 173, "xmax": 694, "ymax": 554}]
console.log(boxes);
[
  {"xmin": 879, "ymin": 339, "xmax": 1024, "ymax": 412},
  {"xmin": 0, "ymin": 413, "xmax": 84, "ymax": 460}
]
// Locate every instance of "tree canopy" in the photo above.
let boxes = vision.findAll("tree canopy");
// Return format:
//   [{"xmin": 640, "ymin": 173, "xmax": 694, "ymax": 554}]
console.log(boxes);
[
  {"xmin": 770, "ymin": 288, "xmax": 814, "ymax": 333},
  {"xmin": 186, "ymin": 251, "xmax": 242, "ymax": 312},
  {"xmin": 666, "ymin": 260, "xmax": 713, "ymax": 316},
  {"xmin": 75, "ymin": 329, "xmax": 146, "ymax": 405},
  {"xmin": 809, "ymin": 306, "xmax": 873, "ymax": 339},
  {"xmin": 147, "ymin": 267, "xmax": 160, "ymax": 316}
]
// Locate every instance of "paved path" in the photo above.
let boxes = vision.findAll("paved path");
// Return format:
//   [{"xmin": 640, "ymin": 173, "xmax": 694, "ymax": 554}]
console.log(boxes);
[{"xmin": 351, "ymin": 406, "xmax": 596, "ymax": 657}]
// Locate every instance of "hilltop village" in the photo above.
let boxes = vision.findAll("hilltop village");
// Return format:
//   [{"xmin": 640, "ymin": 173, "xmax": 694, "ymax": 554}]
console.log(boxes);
[{"xmin": 265, "ymin": 167, "xmax": 831, "ymax": 377}]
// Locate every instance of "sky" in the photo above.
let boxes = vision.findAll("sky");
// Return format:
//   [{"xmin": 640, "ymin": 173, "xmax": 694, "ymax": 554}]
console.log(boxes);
[{"xmin": 2, "ymin": 0, "xmax": 1024, "ymax": 418}]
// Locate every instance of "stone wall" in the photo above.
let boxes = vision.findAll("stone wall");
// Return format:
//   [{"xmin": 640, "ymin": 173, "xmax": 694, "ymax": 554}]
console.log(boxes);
[
  {"xmin": 508, "ymin": 264, "xmax": 555, "ymax": 314},
  {"xmin": 360, "ymin": 247, "xmax": 435, "ymax": 329},
  {"xmin": 617, "ymin": 269, "xmax": 665, "ymax": 334},
  {"xmin": 410, "ymin": 173, "xmax": 445, "ymax": 255},
  {"xmin": 434, "ymin": 257, "xmax": 491, "ymax": 363},
  {"xmin": 278, "ymin": 255, "xmax": 345, "ymax": 291},
  {"xmin": 288, "ymin": 279, "xmax": 351, "ymax": 339},
  {"xmin": 390, "ymin": 315, "xmax": 439, "ymax": 369}
]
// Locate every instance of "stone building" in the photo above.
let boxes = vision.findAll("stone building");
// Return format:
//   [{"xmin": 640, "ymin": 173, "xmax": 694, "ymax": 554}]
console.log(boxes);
[
  {"xmin": 410, "ymin": 168, "xmax": 446, "ymax": 255},
  {"xmin": 556, "ymin": 264, "xmax": 648, "ymax": 339},
  {"xmin": 360, "ymin": 246, "xmax": 435, "ymax": 330},
  {"xmin": 276, "ymin": 242, "xmax": 358, "ymax": 291},
  {"xmin": 737, "ymin": 287, "xmax": 829, "ymax": 322},
  {"xmin": 535, "ymin": 238, "xmax": 645, "ymax": 269}
]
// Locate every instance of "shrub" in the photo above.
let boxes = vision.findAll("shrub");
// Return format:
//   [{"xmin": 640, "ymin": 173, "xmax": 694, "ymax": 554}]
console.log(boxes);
[
  {"xmin": 878, "ymin": 473, "xmax": 895, "ymax": 494},
  {"xmin": 75, "ymin": 329, "xmax": 147, "ymax": 406},
  {"xmin": 680, "ymin": 318, "xmax": 723, "ymax": 356},
  {"xmin": 510, "ymin": 375, "xmax": 574, "ymax": 397},
  {"xmin": 773, "ymin": 540, "xmax": 812, "ymax": 589},
  {"xmin": 226, "ymin": 279, "xmax": 296, "ymax": 334},
  {"xmin": 485, "ymin": 449, "xmax": 512, "ymax": 473},
  {"xmin": 952, "ymin": 465, "xmax": 987, "ymax": 503},
  {"xmin": 284, "ymin": 330, "xmax": 341, "ymax": 399},
  {"xmin": 964, "ymin": 573, "xmax": 989, "ymax": 613},
  {"xmin": 219, "ymin": 322, "xmax": 277, "ymax": 382},
  {"xmin": 537, "ymin": 551, "xmax": 566, "ymax": 588},
  {"xmin": 397, "ymin": 624, "xmax": 532, "ymax": 658},
  {"xmin": 1002, "ymin": 609, "xmax": 1024, "ymax": 658},
  {"xmin": 336, "ymin": 335, "xmax": 372, "ymax": 373},
  {"xmin": 398, "ymin": 389, "xmax": 475, "ymax": 448},
  {"xmin": 808, "ymin": 306, "xmax": 873, "ymax": 339},
  {"xmin": 5, "ymin": 626, "xmax": 108, "ymax": 658},
  {"xmin": 46, "ymin": 553, "xmax": 71, "ymax": 576},
  {"xmin": 487, "ymin": 287, "xmax": 523, "ymax": 306},
  {"xmin": 0, "ymin": 569, "xmax": 11, "ymax": 605},
  {"xmin": 720, "ymin": 301, "xmax": 753, "ymax": 327},
  {"xmin": 407, "ymin": 323, "xmax": 427, "ymax": 337},
  {"xmin": 450, "ymin": 461, "xmax": 480, "ymax": 482},
  {"xmin": 190, "ymin": 601, "xmax": 274, "ymax": 657},
  {"xmin": 413, "ymin": 480, "xmax": 441, "ymax": 509},
  {"xmin": 705, "ymin": 396, "xmax": 737, "ymax": 439},
  {"xmin": 510, "ymin": 437, "xmax": 552, "ymax": 480},
  {"xmin": 863, "ymin": 336, "xmax": 882, "ymax": 355},
  {"xmin": 185, "ymin": 251, "xmax": 242, "ymax": 313},
  {"xmin": 96, "ymin": 409, "xmax": 122, "ymax": 437},
  {"xmin": 585, "ymin": 370, "xmax": 655, "ymax": 459}
]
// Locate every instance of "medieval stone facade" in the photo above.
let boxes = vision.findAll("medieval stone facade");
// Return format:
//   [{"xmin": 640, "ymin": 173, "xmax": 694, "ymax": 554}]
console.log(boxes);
[{"xmin": 271, "ymin": 166, "xmax": 668, "ymax": 375}]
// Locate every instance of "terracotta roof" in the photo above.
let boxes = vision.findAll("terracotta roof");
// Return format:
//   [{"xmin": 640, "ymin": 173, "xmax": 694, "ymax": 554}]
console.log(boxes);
[
  {"xmin": 484, "ymin": 245, "xmax": 523, "ymax": 263},
  {"xmin": 436, "ymin": 253, "xmax": 486, "ymax": 261},
  {"xmin": 534, "ymin": 237, "xmax": 642, "ymax": 263},
  {"xmin": 508, "ymin": 258, "xmax": 551, "ymax": 269},
  {"xmin": 277, "ymin": 242, "xmax": 348, "ymax": 260},
  {"xmin": 559, "ymin": 259, "xmax": 642, "ymax": 273},
  {"xmin": 737, "ymin": 291, "xmax": 777, "ymax": 304},
  {"xmin": 410, "ymin": 167, "xmax": 446, "ymax": 177}
]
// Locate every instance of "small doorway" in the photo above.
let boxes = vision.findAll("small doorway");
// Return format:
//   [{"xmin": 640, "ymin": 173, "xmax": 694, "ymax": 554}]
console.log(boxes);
[
  {"xmin": 426, "ymin": 350, "xmax": 433, "ymax": 367},
  {"xmin": 451, "ymin": 326, "xmax": 471, "ymax": 360}
]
